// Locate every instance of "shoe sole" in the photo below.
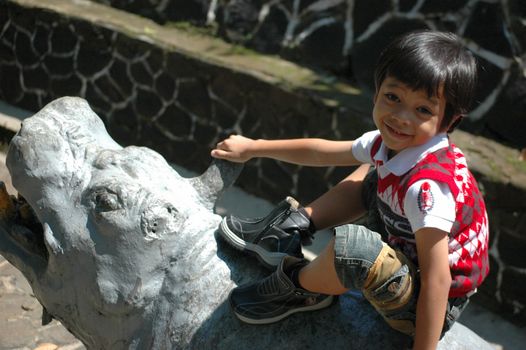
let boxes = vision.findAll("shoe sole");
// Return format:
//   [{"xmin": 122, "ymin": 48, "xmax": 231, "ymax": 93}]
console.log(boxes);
[
  {"xmin": 220, "ymin": 218, "xmax": 287, "ymax": 268},
  {"xmin": 231, "ymin": 292, "xmax": 335, "ymax": 325}
]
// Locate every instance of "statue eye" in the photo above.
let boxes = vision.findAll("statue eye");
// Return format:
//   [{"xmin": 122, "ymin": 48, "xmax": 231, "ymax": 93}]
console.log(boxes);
[
  {"xmin": 140, "ymin": 203, "xmax": 184, "ymax": 241},
  {"xmin": 93, "ymin": 190, "xmax": 121, "ymax": 213}
]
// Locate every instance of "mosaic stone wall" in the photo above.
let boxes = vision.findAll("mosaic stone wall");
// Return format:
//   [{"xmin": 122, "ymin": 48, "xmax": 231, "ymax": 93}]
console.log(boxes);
[
  {"xmin": 93, "ymin": 0, "xmax": 526, "ymax": 149},
  {"xmin": 0, "ymin": 0, "xmax": 525, "ymax": 324},
  {"xmin": 0, "ymin": 0, "xmax": 373, "ymax": 203}
]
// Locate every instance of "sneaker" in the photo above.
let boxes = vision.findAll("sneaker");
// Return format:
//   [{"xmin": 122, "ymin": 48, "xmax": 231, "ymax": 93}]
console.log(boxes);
[
  {"xmin": 219, "ymin": 196, "xmax": 314, "ymax": 268},
  {"xmin": 229, "ymin": 256, "xmax": 334, "ymax": 324}
]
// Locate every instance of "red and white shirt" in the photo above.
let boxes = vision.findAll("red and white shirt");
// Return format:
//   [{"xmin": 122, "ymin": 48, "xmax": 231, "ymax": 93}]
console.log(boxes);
[{"xmin": 352, "ymin": 130, "xmax": 489, "ymax": 298}]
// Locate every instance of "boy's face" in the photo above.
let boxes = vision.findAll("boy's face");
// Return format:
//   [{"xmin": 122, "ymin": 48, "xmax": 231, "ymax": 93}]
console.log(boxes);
[{"xmin": 373, "ymin": 76, "xmax": 447, "ymax": 156}]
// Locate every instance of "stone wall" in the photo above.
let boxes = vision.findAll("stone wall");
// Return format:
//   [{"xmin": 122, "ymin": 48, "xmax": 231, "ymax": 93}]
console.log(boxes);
[
  {"xmin": 0, "ymin": 0, "xmax": 375, "ymax": 203},
  {"xmin": 0, "ymin": 0, "xmax": 525, "ymax": 324},
  {"xmin": 92, "ymin": 0, "xmax": 526, "ymax": 150}
]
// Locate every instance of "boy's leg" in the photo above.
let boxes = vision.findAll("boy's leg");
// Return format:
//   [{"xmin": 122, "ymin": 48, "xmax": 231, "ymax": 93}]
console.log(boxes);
[
  {"xmin": 304, "ymin": 164, "xmax": 370, "ymax": 230},
  {"xmin": 298, "ymin": 224, "xmax": 386, "ymax": 295},
  {"xmin": 300, "ymin": 223, "xmax": 467, "ymax": 338},
  {"xmin": 302, "ymin": 224, "xmax": 417, "ymax": 335},
  {"xmin": 297, "ymin": 237, "xmax": 348, "ymax": 295},
  {"xmin": 228, "ymin": 223, "xmax": 415, "ymax": 326},
  {"xmin": 219, "ymin": 164, "xmax": 371, "ymax": 268},
  {"xmin": 332, "ymin": 224, "xmax": 417, "ymax": 335}
]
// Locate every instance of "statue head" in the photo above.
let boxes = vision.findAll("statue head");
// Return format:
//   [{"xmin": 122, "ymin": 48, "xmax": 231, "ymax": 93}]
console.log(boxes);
[{"xmin": 2, "ymin": 97, "xmax": 241, "ymax": 346}]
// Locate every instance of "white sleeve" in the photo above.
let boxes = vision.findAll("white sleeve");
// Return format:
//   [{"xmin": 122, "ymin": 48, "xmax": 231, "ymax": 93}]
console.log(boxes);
[
  {"xmin": 351, "ymin": 130, "xmax": 380, "ymax": 165},
  {"xmin": 403, "ymin": 179, "xmax": 456, "ymax": 233}
]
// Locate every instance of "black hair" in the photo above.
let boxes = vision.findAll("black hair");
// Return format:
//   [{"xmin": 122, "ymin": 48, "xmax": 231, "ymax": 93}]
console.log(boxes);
[{"xmin": 374, "ymin": 30, "xmax": 478, "ymax": 132}]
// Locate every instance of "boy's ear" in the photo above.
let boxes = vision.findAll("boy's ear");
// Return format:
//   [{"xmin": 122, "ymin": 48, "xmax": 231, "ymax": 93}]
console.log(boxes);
[{"xmin": 447, "ymin": 115, "xmax": 463, "ymax": 133}]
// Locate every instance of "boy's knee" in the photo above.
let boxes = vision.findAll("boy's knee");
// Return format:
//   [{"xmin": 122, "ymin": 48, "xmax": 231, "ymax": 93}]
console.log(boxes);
[
  {"xmin": 333, "ymin": 224, "xmax": 416, "ymax": 335},
  {"xmin": 333, "ymin": 224, "xmax": 384, "ymax": 289}
]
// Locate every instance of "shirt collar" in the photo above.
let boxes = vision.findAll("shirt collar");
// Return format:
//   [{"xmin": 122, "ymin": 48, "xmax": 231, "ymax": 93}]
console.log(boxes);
[{"xmin": 373, "ymin": 133, "xmax": 449, "ymax": 176}]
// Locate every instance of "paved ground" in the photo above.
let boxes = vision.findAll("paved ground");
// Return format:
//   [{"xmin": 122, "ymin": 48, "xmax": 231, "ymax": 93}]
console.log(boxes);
[{"xmin": 1, "ymin": 101, "xmax": 525, "ymax": 349}]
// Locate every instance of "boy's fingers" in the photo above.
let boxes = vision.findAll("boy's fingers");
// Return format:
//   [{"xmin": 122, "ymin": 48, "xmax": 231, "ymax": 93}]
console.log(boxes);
[
  {"xmin": 211, "ymin": 149, "xmax": 246, "ymax": 163},
  {"xmin": 211, "ymin": 149, "xmax": 234, "ymax": 160},
  {"xmin": 211, "ymin": 149, "xmax": 225, "ymax": 158}
]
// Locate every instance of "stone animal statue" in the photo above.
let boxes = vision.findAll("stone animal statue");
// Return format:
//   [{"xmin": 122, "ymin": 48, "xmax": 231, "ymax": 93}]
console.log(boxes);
[{"xmin": 0, "ymin": 97, "xmax": 493, "ymax": 349}]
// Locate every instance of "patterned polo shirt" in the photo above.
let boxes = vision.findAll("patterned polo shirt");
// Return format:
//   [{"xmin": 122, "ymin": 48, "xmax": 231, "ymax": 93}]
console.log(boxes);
[{"xmin": 352, "ymin": 130, "xmax": 489, "ymax": 297}]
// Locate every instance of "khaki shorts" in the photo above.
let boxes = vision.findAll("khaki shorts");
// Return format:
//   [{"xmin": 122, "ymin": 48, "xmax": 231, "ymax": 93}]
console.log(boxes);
[{"xmin": 333, "ymin": 224, "xmax": 470, "ymax": 337}]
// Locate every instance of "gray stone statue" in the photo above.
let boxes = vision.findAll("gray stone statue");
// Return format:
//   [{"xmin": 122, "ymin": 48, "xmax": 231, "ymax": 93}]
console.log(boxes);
[{"xmin": 0, "ymin": 97, "xmax": 493, "ymax": 349}]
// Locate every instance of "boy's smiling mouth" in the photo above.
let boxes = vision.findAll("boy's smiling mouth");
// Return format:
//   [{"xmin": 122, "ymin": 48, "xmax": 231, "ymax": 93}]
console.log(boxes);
[{"xmin": 384, "ymin": 122, "xmax": 411, "ymax": 139}]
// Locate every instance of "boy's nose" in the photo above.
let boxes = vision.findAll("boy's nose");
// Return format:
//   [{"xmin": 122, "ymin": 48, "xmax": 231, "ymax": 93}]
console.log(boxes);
[{"xmin": 390, "ymin": 109, "xmax": 413, "ymax": 124}]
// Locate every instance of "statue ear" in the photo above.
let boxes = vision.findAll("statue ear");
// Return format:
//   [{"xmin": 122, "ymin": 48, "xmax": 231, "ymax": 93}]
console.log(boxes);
[
  {"xmin": 43, "ymin": 222, "xmax": 63, "ymax": 256},
  {"xmin": 188, "ymin": 159, "xmax": 243, "ymax": 211},
  {"xmin": 39, "ymin": 222, "xmax": 65, "ymax": 277}
]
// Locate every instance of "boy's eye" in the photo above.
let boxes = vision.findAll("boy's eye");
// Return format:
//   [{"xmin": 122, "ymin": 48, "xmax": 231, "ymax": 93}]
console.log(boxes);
[
  {"xmin": 384, "ymin": 93, "xmax": 399, "ymax": 102},
  {"xmin": 417, "ymin": 106, "xmax": 433, "ymax": 115}
]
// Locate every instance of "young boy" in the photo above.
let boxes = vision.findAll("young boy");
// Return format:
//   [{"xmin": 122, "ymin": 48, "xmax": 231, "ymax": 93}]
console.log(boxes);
[{"xmin": 211, "ymin": 30, "xmax": 489, "ymax": 349}]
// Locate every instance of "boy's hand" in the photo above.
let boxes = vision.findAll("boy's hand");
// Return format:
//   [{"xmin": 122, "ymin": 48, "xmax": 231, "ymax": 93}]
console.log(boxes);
[{"xmin": 211, "ymin": 135, "xmax": 255, "ymax": 163}]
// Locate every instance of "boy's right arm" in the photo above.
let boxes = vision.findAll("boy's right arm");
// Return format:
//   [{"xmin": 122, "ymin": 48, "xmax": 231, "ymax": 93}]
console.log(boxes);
[{"xmin": 211, "ymin": 135, "xmax": 359, "ymax": 166}]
